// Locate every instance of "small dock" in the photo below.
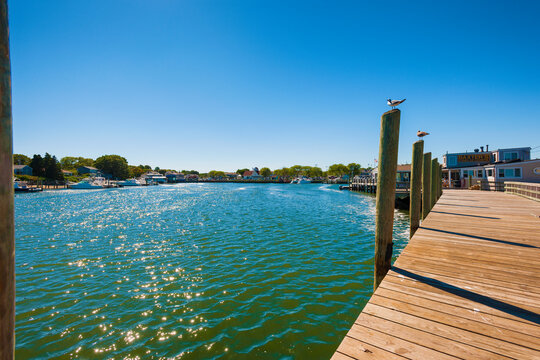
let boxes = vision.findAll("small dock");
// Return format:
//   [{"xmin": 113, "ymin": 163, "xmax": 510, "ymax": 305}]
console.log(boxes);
[{"xmin": 332, "ymin": 189, "xmax": 540, "ymax": 359}]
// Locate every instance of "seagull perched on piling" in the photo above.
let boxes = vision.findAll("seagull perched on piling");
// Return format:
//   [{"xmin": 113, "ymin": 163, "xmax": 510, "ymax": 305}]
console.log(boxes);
[
  {"xmin": 417, "ymin": 130, "xmax": 430, "ymax": 139},
  {"xmin": 387, "ymin": 98, "xmax": 406, "ymax": 109}
]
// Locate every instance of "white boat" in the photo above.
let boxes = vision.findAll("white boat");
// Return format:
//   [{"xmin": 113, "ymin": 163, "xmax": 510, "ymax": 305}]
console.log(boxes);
[
  {"xmin": 68, "ymin": 178, "xmax": 103, "ymax": 189},
  {"xmin": 14, "ymin": 179, "xmax": 42, "ymax": 192},
  {"xmin": 290, "ymin": 176, "xmax": 312, "ymax": 184},
  {"xmin": 117, "ymin": 178, "xmax": 142, "ymax": 187},
  {"xmin": 298, "ymin": 177, "xmax": 312, "ymax": 184}
]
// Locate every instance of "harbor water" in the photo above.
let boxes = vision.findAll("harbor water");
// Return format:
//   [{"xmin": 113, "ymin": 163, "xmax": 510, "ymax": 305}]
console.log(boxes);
[{"xmin": 15, "ymin": 183, "xmax": 409, "ymax": 359}]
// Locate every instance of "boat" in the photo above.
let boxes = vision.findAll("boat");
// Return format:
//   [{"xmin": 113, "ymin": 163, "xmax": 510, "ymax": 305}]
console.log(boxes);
[
  {"xmin": 14, "ymin": 179, "xmax": 42, "ymax": 192},
  {"xmin": 291, "ymin": 176, "xmax": 312, "ymax": 184},
  {"xmin": 68, "ymin": 178, "xmax": 103, "ymax": 189},
  {"xmin": 117, "ymin": 178, "xmax": 143, "ymax": 187}
]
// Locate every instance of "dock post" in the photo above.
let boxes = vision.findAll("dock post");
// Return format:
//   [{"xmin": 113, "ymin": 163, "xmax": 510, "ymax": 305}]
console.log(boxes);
[
  {"xmin": 0, "ymin": 0, "xmax": 14, "ymax": 358},
  {"xmin": 422, "ymin": 152, "xmax": 432, "ymax": 219},
  {"xmin": 374, "ymin": 109, "xmax": 400, "ymax": 290},
  {"xmin": 439, "ymin": 165, "xmax": 443, "ymax": 198},
  {"xmin": 431, "ymin": 158, "xmax": 439, "ymax": 208},
  {"xmin": 409, "ymin": 140, "xmax": 424, "ymax": 238}
]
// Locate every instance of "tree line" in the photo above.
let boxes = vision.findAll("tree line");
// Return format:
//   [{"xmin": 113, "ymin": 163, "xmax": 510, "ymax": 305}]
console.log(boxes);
[{"xmin": 14, "ymin": 153, "xmax": 370, "ymax": 181}]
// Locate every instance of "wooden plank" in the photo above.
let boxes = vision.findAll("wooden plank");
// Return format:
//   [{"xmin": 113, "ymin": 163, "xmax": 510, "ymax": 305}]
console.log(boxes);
[
  {"xmin": 374, "ymin": 287, "xmax": 540, "ymax": 336},
  {"xmin": 333, "ymin": 190, "xmax": 540, "ymax": 359},
  {"xmin": 369, "ymin": 294, "xmax": 540, "ymax": 349},
  {"xmin": 355, "ymin": 313, "xmax": 511, "ymax": 360},
  {"xmin": 347, "ymin": 323, "xmax": 456, "ymax": 359},
  {"xmin": 363, "ymin": 303, "xmax": 540, "ymax": 359}
]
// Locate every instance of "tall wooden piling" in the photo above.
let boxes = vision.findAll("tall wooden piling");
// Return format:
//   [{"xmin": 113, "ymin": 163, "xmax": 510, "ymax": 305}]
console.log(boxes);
[
  {"xmin": 422, "ymin": 152, "xmax": 431, "ymax": 220},
  {"xmin": 374, "ymin": 109, "xmax": 400, "ymax": 290},
  {"xmin": 0, "ymin": 0, "xmax": 14, "ymax": 358},
  {"xmin": 409, "ymin": 140, "xmax": 424, "ymax": 238},
  {"xmin": 439, "ymin": 165, "xmax": 443, "ymax": 198},
  {"xmin": 431, "ymin": 158, "xmax": 439, "ymax": 208}
]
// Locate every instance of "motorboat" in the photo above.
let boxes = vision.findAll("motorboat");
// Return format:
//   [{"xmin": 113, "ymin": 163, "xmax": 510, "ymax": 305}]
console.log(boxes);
[
  {"xmin": 14, "ymin": 179, "xmax": 42, "ymax": 192},
  {"xmin": 68, "ymin": 178, "xmax": 103, "ymax": 189},
  {"xmin": 118, "ymin": 178, "xmax": 143, "ymax": 187},
  {"xmin": 290, "ymin": 176, "xmax": 312, "ymax": 184}
]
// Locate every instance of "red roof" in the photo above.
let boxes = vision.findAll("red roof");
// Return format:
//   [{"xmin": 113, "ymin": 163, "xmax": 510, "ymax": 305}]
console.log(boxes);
[{"xmin": 243, "ymin": 171, "xmax": 253, "ymax": 177}]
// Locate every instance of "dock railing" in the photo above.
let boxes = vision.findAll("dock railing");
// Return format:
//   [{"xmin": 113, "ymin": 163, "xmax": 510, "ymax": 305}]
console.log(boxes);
[{"xmin": 505, "ymin": 181, "xmax": 540, "ymax": 201}]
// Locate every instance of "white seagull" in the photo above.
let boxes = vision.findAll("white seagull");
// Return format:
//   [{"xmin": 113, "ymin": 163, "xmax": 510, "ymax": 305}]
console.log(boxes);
[
  {"xmin": 417, "ymin": 130, "xmax": 430, "ymax": 139},
  {"xmin": 387, "ymin": 98, "xmax": 406, "ymax": 109}
]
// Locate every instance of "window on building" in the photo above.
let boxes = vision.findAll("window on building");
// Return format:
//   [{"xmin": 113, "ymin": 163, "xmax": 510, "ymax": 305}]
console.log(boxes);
[
  {"xmin": 477, "ymin": 170, "xmax": 483, "ymax": 178},
  {"xmin": 487, "ymin": 169, "xmax": 493, "ymax": 177},
  {"xmin": 503, "ymin": 152, "xmax": 518, "ymax": 161},
  {"xmin": 499, "ymin": 168, "xmax": 522, "ymax": 178},
  {"xmin": 447, "ymin": 156, "xmax": 457, "ymax": 167}
]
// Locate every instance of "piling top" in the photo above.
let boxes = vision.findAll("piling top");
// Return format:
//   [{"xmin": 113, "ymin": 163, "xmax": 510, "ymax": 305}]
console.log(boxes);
[{"xmin": 382, "ymin": 108, "xmax": 400, "ymax": 116}]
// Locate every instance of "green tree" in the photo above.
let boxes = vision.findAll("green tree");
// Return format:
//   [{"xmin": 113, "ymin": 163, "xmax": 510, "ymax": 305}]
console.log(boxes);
[
  {"xmin": 129, "ymin": 166, "xmax": 145, "ymax": 178},
  {"xmin": 307, "ymin": 166, "xmax": 323, "ymax": 178},
  {"xmin": 43, "ymin": 153, "xmax": 63, "ymax": 180},
  {"xmin": 260, "ymin": 167, "xmax": 272, "ymax": 177},
  {"xmin": 60, "ymin": 156, "xmax": 94, "ymax": 169},
  {"xmin": 328, "ymin": 163, "xmax": 348, "ymax": 176},
  {"xmin": 274, "ymin": 167, "xmax": 291, "ymax": 178},
  {"xmin": 236, "ymin": 168, "xmax": 249, "ymax": 175},
  {"xmin": 208, "ymin": 170, "xmax": 226, "ymax": 179},
  {"xmin": 29, "ymin": 154, "xmax": 44, "ymax": 177},
  {"xmin": 289, "ymin": 165, "xmax": 303, "ymax": 176},
  {"xmin": 95, "ymin": 155, "xmax": 129, "ymax": 179},
  {"xmin": 347, "ymin": 163, "xmax": 362, "ymax": 176},
  {"xmin": 13, "ymin": 154, "xmax": 31, "ymax": 165}
]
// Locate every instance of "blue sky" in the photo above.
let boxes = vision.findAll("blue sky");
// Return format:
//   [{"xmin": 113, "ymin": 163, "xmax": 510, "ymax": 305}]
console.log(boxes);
[{"xmin": 9, "ymin": 0, "xmax": 540, "ymax": 172}]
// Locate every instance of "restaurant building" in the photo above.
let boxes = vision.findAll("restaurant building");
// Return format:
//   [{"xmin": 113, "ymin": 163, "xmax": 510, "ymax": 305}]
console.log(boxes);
[{"xmin": 442, "ymin": 146, "xmax": 540, "ymax": 188}]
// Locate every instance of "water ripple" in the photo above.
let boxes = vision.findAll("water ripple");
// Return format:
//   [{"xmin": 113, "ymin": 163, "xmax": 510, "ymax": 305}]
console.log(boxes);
[{"xmin": 15, "ymin": 183, "xmax": 409, "ymax": 359}]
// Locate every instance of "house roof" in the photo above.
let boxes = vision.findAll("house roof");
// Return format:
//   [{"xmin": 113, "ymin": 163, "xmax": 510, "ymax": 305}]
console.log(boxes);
[
  {"xmin": 243, "ymin": 170, "xmax": 253, "ymax": 177},
  {"xmin": 79, "ymin": 166, "xmax": 98, "ymax": 170},
  {"xmin": 13, "ymin": 165, "xmax": 30, "ymax": 169},
  {"xmin": 397, "ymin": 164, "xmax": 411, "ymax": 172}
]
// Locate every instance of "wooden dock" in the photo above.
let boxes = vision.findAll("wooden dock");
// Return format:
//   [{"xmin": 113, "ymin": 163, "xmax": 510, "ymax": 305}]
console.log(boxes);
[{"xmin": 332, "ymin": 189, "xmax": 540, "ymax": 359}]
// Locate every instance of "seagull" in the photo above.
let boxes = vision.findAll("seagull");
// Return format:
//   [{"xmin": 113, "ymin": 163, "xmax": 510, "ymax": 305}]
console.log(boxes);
[
  {"xmin": 387, "ymin": 98, "xmax": 406, "ymax": 109},
  {"xmin": 417, "ymin": 130, "xmax": 430, "ymax": 139}
]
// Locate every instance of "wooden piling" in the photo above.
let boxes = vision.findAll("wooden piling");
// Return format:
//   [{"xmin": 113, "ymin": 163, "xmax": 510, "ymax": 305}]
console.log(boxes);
[
  {"xmin": 409, "ymin": 140, "xmax": 423, "ymax": 238},
  {"xmin": 422, "ymin": 152, "xmax": 431, "ymax": 220},
  {"xmin": 374, "ymin": 109, "xmax": 400, "ymax": 290},
  {"xmin": 431, "ymin": 158, "xmax": 439, "ymax": 208},
  {"xmin": 0, "ymin": 0, "xmax": 14, "ymax": 358},
  {"xmin": 439, "ymin": 164, "xmax": 443, "ymax": 198}
]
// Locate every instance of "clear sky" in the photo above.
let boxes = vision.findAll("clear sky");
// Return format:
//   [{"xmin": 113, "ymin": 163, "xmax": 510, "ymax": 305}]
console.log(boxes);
[{"xmin": 9, "ymin": 0, "xmax": 540, "ymax": 172}]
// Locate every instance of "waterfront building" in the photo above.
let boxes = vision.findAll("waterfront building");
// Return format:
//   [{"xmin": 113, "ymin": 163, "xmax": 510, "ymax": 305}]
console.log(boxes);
[
  {"xmin": 142, "ymin": 171, "xmax": 167, "ymax": 184},
  {"xmin": 77, "ymin": 166, "xmax": 99, "ymax": 175},
  {"xmin": 13, "ymin": 164, "xmax": 32, "ymax": 176},
  {"xmin": 165, "ymin": 171, "xmax": 185, "ymax": 183},
  {"xmin": 370, "ymin": 164, "xmax": 411, "ymax": 182},
  {"xmin": 442, "ymin": 146, "xmax": 539, "ymax": 188},
  {"xmin": 243, "ymin": 168, "xmax": 263, "ymax": 180}
]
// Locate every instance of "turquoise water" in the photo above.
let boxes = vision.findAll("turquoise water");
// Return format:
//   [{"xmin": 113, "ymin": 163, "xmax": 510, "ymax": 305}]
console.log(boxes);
[{"xmin": 15, "ymin": 183, "xmax": 409, "ymax": 359}]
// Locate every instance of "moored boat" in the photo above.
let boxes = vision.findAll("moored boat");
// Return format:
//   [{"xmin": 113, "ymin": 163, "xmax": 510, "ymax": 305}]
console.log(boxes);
[{"xmin": 68, "ymin": 178, "xmax": 103, "ymax": 189}]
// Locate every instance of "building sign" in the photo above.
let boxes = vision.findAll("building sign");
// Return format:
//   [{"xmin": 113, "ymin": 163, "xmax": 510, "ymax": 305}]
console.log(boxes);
[
  {"xmin": 457, "ymin": 154, "xmax": 491, "ymax": 163},
  {"xmin": 534, "ymin": 167, "xmax": 540, "ymax": 175}
]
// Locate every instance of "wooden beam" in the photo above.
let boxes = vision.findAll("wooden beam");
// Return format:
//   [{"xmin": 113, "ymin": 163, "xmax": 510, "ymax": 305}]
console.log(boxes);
[
  {"xmin": 0, "ymin": 0, "xmax": 14, "ymax": 358},
  {"xmin": 422, "ymin": 152, "xmax": 431, "ymax": 219},
  {"xmin": 409, "ymin": 140, "xmax": 423, "ymax": 237},
  {"xmin": 374, "ymin": 109, "xmax": 400, "ymax": 290}
]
